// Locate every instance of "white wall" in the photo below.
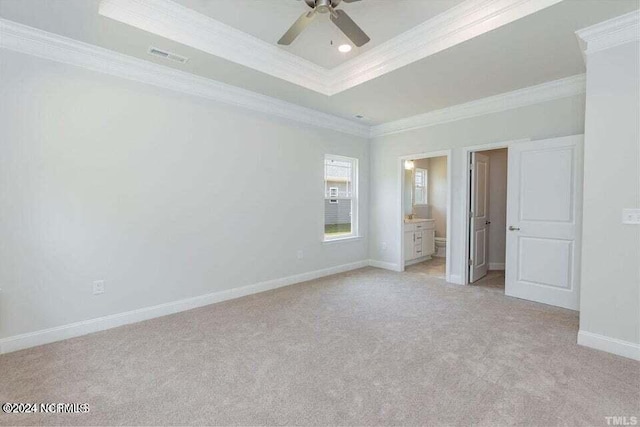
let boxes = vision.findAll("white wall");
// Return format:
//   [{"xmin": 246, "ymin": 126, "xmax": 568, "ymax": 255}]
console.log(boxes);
[
  {"xmin": 479, "ymin": 149, "xmax": 507, "ymax": 268},
  {"xmin": 369, "ymin": 95, "xmax": 586, "ymax": 280},
  {"xmin": 579, "ymin": 41, "xmax": 640, "ymax": 351},
  {"xmin": 0, "ymin": 51, "xmax": 369, "ymax": 339}
]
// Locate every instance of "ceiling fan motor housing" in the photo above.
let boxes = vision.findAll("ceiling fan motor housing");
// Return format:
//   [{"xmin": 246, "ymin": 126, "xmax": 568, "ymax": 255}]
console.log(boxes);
[
  {"xmin": 305, "ymin": 0, "xmax": 342, "ymax": 12},
  {"xmin": 281, "ymin": 0, "xmax": 368, "ymax": 47}
]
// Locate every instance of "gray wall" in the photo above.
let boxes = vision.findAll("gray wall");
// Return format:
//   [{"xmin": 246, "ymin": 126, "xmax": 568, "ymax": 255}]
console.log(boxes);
[
  {"xmin": 0, "ymin": 50, "xmax": 369, "ymax": 339},
  {"xmin": 580, "ymin": 41, "xmax": 640, "ymax": 346}
]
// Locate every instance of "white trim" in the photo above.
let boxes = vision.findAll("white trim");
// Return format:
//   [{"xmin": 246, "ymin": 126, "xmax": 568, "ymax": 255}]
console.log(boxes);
[
  {"xmin": 489, "ymin": 262, "xmax": 505, "ymax": 270},
  {"xmin": 0, "ymin": 260, "xmax": 369, "ymax": 355},
  {"xmin": 322, "ymin": 236, "xmax": 363, "ymax": 244},
  {"xmin": 461, "ymin": 138, "xmax": 530, "ymax": 286},
  {"xmin": 328, "ymin": 0, "xmax": 563, "ymax": 95},
  {"xmin": 577, "ymin": 330, "xmax": 640, "ymax": 361},
  {"xmin": 98, "ymin": 0, "xmax": 562, "ymax": 95},
  {"xmin": 98, "ymin": 0, "xmax": 328, "ymax": 94},
  {"xmin": 368, "ymin": 259, "xmax": 402, "ymax": 272},
  {"xmin": 323, "ymin": 154, "xmax": 359, "ymax": 241},
  {"xmin": 0, "ymin": 18, "xmax": 589, "ymax": 139},
  {"xmin": 448, "ymin": 274, "xmax": 464, "ymax": 285},
  {"xmin": 576, "ymin": 10, "xmax": 640, "ymax": 57},
  {"xmin": 398, "ymin": 150, "xmax": 453, "ymax": 284},
  {"xmin": 0, "ymin": 18, "xmax": 369, "ymax": 138},
  {"xmin": 371, "ymin": 75, "xmax": 587, "ymax": 137}
]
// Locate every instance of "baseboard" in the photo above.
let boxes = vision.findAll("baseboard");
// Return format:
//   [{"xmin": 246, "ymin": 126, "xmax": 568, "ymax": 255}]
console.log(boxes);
[
  {"xmin": 489, "ymin": 263, "xmax": 505, "ymax": 270},
  {"xmin": 447, "ymin": 274, "xmax": 464, "ymax": 285},
  {"xmin": 0, "ymin": 260, "xmax": 369, "ymax": 355},
  {"xmin": 368, "ymin": 259, "xmax": 402, "ymax": 272},
  {"xmin": 577, "ymin": 330, "xmax": 640, "ymax": 361}
]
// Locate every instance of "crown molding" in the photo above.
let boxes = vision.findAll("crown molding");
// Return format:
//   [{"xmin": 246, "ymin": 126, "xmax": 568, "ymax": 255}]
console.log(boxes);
[
  {"xmin": 99, "ymin": 0, "xmax": 329, "ymax": 94},
  {"xmin": 575, "ymin": 10, "xmax": 640, "ymax": 57},
  {"xmin": 369, "ymin": 74, "xmax": 586, "ymax": 138},
  {"xmin": 0, "ymin": 18, "xmax": 369, "ymax": 138},
  {"xmin": 327, "ymin": 0, "xmax": 564, "ymax": 95},
  {"xmin": 0, "ymin": 19, "xmax": 591, "ymax": 141},
  {"xmin": 98, "ymin": 0, "xmax": 563, "ymax": 96}
]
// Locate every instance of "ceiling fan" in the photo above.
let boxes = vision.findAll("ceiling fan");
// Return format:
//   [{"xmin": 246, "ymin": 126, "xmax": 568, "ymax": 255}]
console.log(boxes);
[{"xmin": 278, "ymin": 0, "xmax": 370, "ymax": 47}]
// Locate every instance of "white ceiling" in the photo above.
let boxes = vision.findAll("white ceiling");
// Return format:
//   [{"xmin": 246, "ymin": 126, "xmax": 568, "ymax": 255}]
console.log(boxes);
[
  {"xmin": 0, "ymin": 0, "xmax": 638, "ymax": 125},
  {"xmin": 174, "ymin": 0, "xmax": 465, "ymax": 68}
]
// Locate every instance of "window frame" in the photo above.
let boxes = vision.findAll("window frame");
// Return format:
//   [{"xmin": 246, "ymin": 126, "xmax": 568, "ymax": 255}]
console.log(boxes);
[
  {"xmin": 323, "ymin": 154, "xmax": 359, "ymax": 242},
  {"xmin": 414, "ymin": 167, "xmax": 428, "ymax": 206}
]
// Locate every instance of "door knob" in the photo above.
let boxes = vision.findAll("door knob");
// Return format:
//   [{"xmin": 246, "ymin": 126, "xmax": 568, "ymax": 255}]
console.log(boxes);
[{"xmin": 508, "ymin": 226, "xmax": 520, "ymax": 231}]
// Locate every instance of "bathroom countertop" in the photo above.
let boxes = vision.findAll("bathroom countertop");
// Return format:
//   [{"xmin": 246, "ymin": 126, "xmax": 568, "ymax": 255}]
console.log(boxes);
[{"xmin": 404, "ymin": 218, "xmax": 435, "ymax": 224}]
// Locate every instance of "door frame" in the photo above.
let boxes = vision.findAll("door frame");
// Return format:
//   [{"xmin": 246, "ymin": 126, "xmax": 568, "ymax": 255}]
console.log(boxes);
[
  {"xmin": 398, "ymin": 150, "xmax": 452, "ymax": 280},
  {"xmin": 461, "ymin": 139, "xmax": 529, "ymax": 286}
]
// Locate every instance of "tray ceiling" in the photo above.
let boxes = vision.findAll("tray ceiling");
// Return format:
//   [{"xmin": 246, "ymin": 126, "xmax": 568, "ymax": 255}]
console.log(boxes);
[
  {"xmin": 1, "ymin": 0, "xmax": 638, "ymax": 125},
  {"xmin": 97, "ymin": 0, "xmax": 566, "ymax": 95},
  {"xmin": 173, "ymin": 0, "xmax": 465, "ymax": 69}
]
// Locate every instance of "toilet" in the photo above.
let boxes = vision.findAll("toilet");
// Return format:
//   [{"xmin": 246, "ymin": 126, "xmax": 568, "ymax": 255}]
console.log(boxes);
[{"xmin": 434, "ymin": 237, "xmax": 447, "ymax": 257}]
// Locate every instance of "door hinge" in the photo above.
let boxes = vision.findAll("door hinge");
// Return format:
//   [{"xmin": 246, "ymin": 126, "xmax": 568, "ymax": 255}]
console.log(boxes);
[
  {"xmin": 469, "ymin": 211, "xmax": 474, "ymax": 218},
  {"xmin": 468, "ymin": 259, "xmax": 473, "ymax": 266}
]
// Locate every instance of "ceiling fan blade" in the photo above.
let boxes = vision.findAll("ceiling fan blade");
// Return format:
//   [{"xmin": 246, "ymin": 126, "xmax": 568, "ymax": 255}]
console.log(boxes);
[
  {"xmin": 342, "ymin": 0, "xmax": 362, "ymax": 3},
  {"xmin": 330, "ymin": 9, "xmax": 370, "ymax": 47},
  {"xmin": 278, "ymin": 10, "xmax": 316, "ymax": 45}
]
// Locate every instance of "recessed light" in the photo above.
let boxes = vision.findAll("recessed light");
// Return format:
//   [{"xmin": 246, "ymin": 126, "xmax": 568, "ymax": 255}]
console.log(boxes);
[{"xmin": 338, "ymin": 44, "xmax": 352, "ymax": 53}]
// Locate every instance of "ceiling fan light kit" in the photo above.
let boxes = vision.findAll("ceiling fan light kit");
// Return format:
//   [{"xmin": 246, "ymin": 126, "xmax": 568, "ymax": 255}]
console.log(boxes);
[{"xmin": 278, "ymin": 0, "xmax": 370, "ymax": 47}]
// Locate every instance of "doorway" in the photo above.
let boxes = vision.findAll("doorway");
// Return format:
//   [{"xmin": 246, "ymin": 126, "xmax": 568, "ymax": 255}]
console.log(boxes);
[
  {"xmin": 463, "ymin": 136, "xmax": 583, "ymax": 310},
  {"xmin": 399, "ymin": 150, "xmax": 452, "ymax": 280},
  {"xmin": 467, "ymin": 148, "xmax": 508, "ymax": 290}
]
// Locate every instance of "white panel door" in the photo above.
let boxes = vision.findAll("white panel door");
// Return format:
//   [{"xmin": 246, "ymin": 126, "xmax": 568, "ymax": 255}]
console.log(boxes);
[
  {"xmin": 470, "ymin": 152, "xmax": 490, "ymax": 283},
  {"xmin": 505, "ymin": 135, "xmax": 583, "ymax": 310}
]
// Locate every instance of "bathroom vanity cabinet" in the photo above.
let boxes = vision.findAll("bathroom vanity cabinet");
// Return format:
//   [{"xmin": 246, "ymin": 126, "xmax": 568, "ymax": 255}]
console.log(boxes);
[{"xmin": 404, "ymin": 219, "xmax": 436, "ymax": 264}]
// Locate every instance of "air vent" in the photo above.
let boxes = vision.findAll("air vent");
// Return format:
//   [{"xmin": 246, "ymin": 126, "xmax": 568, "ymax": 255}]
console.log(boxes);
[{"xmin": 148, "ymin": 47, "xmax": 189, "ymax": 64}]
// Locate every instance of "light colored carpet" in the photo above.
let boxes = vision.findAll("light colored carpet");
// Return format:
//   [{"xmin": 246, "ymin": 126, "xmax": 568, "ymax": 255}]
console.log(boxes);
[{"xmin": 1, "ymin": 265, "xmax": 638, "ymax": 426}]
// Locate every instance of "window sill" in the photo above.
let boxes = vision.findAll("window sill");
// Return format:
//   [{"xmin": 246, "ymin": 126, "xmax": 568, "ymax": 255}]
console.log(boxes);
[{"xmin": 322, "ymin": 235, "xmax": 363, "ymax": 244}]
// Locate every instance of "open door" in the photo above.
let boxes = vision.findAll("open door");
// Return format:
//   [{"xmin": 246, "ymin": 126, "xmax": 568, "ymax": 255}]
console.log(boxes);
[
  {"xmin": 505, "ymin": 135, "xmax": 583, "ymax": 310},
  {"xmin": 470, "ymin": 152, "xmax": 490, "ymax": 283}
]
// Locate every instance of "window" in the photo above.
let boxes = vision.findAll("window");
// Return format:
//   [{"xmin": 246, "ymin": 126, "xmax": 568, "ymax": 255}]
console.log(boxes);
[
  {"xmin": 324, "ymin": 155, "xmax": 358, "ymax": 240},
  {"xmin": 414, "ymin": 168, "xmax": 427, "ymax": 205}
]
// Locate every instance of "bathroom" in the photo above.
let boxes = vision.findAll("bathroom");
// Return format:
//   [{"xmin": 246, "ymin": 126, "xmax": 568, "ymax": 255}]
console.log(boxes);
[{"xmin": 403, "ymin": 155, "xmax": 448, "ymax": 277}]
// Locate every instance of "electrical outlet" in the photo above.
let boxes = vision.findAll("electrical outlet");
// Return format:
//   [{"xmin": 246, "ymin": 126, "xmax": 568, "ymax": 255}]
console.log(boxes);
[
  {"xmin": 92, "ymin": 280, "xmax": 105, "ymax": 295},
  {"xmin": 622, "ymin": 208, "xmax": 640, "ymax": 225},
  {"xmin": 297, "ymin": 250, "xmax": 304, "ymax": 260}
]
